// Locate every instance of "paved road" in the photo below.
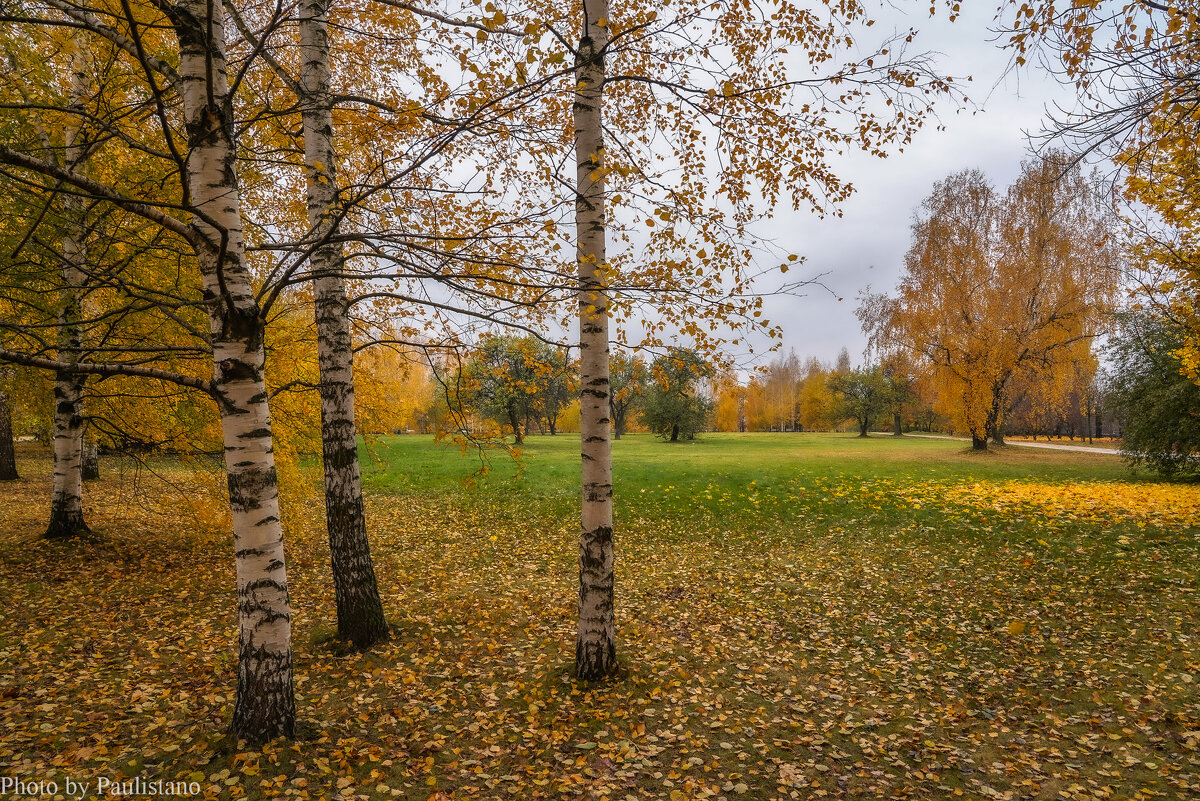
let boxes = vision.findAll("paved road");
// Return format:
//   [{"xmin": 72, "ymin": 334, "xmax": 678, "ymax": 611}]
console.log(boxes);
[{"xmin": 904, "ymin": 433, "xmax": 1120, "ymax": 455}]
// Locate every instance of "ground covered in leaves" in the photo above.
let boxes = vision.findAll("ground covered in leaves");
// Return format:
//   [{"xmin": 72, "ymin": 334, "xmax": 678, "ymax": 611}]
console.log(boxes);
[{"xmin": 1, "ymin": 433, "xmax": 1198, "ymax": 800}]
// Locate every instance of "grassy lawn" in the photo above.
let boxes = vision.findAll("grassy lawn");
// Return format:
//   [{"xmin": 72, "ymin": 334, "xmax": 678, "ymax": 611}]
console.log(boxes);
[{"xmin": 1, "ymin": 433, "xmax": 1198, "ymax": 800}]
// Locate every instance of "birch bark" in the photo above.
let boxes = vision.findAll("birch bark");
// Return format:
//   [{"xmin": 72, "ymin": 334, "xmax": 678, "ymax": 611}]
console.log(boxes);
[
  {"xmin": 162, "ymin": 0, "xmax": 295, "ymax": 741},
  {"xmin": 573, "ymin": 0, "xmax": 617, "ymax": 681},
  {"xmin": 300, "ymin": 0, "xmax": 388, "ymax": 648},
  {"xmin": 45, "ymin": 32, "xmax": 91, "ymax": 540}
]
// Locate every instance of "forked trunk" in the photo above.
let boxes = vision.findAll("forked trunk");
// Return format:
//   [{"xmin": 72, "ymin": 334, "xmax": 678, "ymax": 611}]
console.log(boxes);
[
  {"xmin": 301, "ymin": 0, "xmax": 387, "ymax": 649},
  {"xmin": 858, "ymin": 420, "xmax": 869, "ymax": 437},
  {"xmin": 0, "ymin": 388, "xmax": 17, "ymax": 480},
  {"xmin": 573, "ymin": 0, "xmax": 617, "ymax": 682},
  {"xmin": 164, "ymin": 0, "xmax": 294, "ymax": 741},
  {"xmin": 45, "ymin": 33, "xmax": 90, "ymax": 540},
  {"xmin": 971, "ymin": 434, "xmax": 988, "ymax": 451}
]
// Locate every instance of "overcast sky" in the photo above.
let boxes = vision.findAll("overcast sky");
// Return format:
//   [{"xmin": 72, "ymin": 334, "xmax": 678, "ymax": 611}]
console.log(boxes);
[{"xmin": 756, "ymin": 3, "xmax": 1081, "ymax": 366}]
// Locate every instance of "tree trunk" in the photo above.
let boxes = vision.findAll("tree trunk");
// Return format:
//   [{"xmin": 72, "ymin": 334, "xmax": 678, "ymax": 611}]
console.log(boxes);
[
  {"xmin": 165, "ymin": 0, "xmax": 294, "ymax": 742},
  {"xmin": 508, "ymin": 406, "xmax": 524, "ymax": 444},
  {"xmin": 610, "ymin": 403, "xmax": 624, "ymax": 439},
  {"xmin": 45, "ymin": 372, "xmax": 88, "ymax": 538},
  {"xmin": 858, "ymin": 419, "xmax": 869, "ymax": 437},
  {"xmin": 986, "ymin": 379, "xmax": 1006, "ymax": 446},
  {"xmin": 670, "ymin": 424, "xmax": 679, "ymax": 442},
  {"xmin": 0, "ymin": 388, "xmax": 16, "ymax": 481},
  {"xmin": 45, "ymin": 33, "xmax": 90, "ymax": 540},
  {"xmin": 971, "ymin": 433, "xmax": 988, "ymax": 451},
  {"xmin": 892, "ymin": 411, "xmax": 902, "ymax": 436},
  {"xmin": 82, "ymin": 439, "xmax": 99, "ymax": 480},
  {"xmin": 574, "ymin": 0, "xmax": 617, "ymax": 683},
  {"xmin": 301, "ymin": 0, "xmax": 387, "ymax": 650}
]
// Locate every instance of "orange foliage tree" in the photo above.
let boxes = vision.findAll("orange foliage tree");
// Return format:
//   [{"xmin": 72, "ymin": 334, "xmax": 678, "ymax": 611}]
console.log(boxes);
[{"xmin": 861, "ymin": 155, "xmax": 1117, "ymax": 449}]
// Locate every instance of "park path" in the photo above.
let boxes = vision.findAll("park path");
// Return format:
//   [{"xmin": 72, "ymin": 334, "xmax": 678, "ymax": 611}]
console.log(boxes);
[{"xmin": 904, "ymin": 432, "xmax": 1121, "ymax": 455}]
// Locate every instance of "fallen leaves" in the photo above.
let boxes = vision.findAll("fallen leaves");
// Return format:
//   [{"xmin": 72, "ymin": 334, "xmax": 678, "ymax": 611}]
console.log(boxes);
[{"xmin": 1, "ymin": 435, "xmax": 1199, "ymax": 800}]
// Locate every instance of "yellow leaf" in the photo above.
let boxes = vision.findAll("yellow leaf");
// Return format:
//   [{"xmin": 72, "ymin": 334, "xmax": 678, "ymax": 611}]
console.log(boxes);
[{"xmin": 1007, "ymin": 620, "xmax": 1026, "ymax": 635}]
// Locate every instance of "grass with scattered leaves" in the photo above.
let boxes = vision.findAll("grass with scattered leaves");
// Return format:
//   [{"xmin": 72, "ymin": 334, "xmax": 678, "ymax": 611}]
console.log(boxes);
[{"xmin": 1, "ymin": 433, "xmax": 1198, "ymax": 801}]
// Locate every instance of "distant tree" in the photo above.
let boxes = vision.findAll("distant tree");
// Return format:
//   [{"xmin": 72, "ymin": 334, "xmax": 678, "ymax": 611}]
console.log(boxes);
[
  {"xmin": 462, "ymin": 336, "xmax": 540, "ymax": 445},
  {"xmin": 830, "ymin": 365, "xmax": 890, "ymax": 437},
  {"xmin": 762, "ymin": 350, "xmax": 802, "ymax": 431},
  {"xmin": 711, "ymin": 369, "xmax": 745, "ymax": 432},
  {"xmin": 1108, "ymin": 313, "xmax": 1200, "ymax": 478},
  {"xmin": 861, "ymin": 156, "xmax": 1116, "ymax": 450},
  {"xmin": 531, "ymin": 344, "xmax": 576, "ymax": 436},
  {"xmin": 880, "ymin": 354, "xmax": 917, "ymax": 436},
  {"xmin": 457, "ymin": 335, "xmax": 578, "ymax": 443},
  {"xmin": 796, "ymin": 357, "xmax": 834, "ymax": 432},
  {"xmin": 834, "ymin": 347, "xmax": 852, "ymax": 375},
  {"xmin": 641, "ymin": 349, "xmax": 714, "ymax": 442},
  {"xmin": 609, "ymin": 351, "xmax": 647, "ymax": 439}
]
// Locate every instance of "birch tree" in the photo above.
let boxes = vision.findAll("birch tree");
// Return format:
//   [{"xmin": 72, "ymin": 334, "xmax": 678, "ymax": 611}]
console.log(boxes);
[
  {"xmin": 45, "ymin": 33, "xmax": 92, "ymax": 539},
  {"xmin": 299, "ymin": 0, "xmax": 388, "ymax": 648},
  {"xmin": 0, "ymin": 0, "xmax": 296, "ymax": 741},
  {"xmin": 572, "ymin": 0, "xmax": 615, "ymax": 680},
  {"xmin": 861, "ymin": 157, "xmax": 1116, "ymax": 449},
  {"xmin": 418, "ymin": 0, "xmax": 963, "ymax": 679},
  {"xmin": 1000, "ymin": 1, "xmax": 1200, "ymax": 379}
]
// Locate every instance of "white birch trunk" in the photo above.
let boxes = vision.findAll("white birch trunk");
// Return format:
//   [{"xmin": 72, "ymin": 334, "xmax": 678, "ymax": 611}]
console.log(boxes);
[
  {"xmin": 574, "ymin": 0, "xmax": 617, "ymax": 681},
  {"xmin": 163, "ymin": 0, "xmax": 294, "ymax": 741},
  {"xmin": 300, "ymin": 0, "xmax": 388, "ymax": 648},
  {"xmin": 45, "ymin": 31, "xmax": 90, "ymax": 539}
]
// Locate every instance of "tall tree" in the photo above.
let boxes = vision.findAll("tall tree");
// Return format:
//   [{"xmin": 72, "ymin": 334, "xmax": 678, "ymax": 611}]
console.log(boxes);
[
  {"xmin": 861, "ymin": 156, "xmax": 1116, "ymax": 450},
  {"xmin": 1001, "ymin": 2, "xmax": 1200, "ymax": 382},
  {"xmin": 299, "ymin": 0, "xmax": 388, "ymax": 649},
  {"xmin": 0, "ymin": 0, "xmax": 297, "ymax": 741},
  {"xmin": 44, "ymin": 32, "xmax": 92, "ymax": 539},
  {"xmin": 572, "ymin": 0, "xmax": 616, "ymax": 681},
  {"xmin": 165, "ymin": 0, "xmax": 295, "ymax": 742}
]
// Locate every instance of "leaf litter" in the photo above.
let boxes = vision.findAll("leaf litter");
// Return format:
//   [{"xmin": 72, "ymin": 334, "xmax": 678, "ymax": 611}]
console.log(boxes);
[{"xmin": 1, "ymin": 444, "xmax": 1198, "ymax": 800}]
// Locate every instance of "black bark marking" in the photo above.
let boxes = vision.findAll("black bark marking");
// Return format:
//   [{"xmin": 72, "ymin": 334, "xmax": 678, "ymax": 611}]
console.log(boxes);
[{"xmin": 231, "ymin": 642, "xmax": 295, "ymax": 744}]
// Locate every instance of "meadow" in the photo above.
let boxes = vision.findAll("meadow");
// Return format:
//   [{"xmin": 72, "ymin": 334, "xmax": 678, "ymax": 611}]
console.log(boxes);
[{"xmin": 1, "ymin": 433, "xmax": 1198, "ymax": 800}]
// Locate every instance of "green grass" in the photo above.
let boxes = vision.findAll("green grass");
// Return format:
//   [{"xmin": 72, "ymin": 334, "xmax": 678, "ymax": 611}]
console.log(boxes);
[
  {"xmin": 1, "ymin": 433, "xmax": 1199, "ymax": 801},
  {"xmin": 361, "ymin": 432, "xmax": 1142, "ymax": 544}
]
